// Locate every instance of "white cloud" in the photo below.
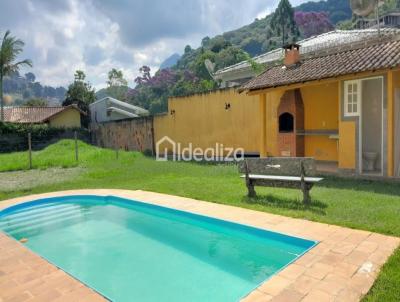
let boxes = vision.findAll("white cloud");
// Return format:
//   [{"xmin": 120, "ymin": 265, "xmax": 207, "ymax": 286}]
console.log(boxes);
[{"xmin": 0, "ymin": 0, "xmax": 309, "ymax": 89}]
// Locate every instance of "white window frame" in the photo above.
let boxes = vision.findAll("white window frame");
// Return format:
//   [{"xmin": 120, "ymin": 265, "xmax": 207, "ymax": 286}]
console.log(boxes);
[{"xmin": 344, "ymin": 80, "xmax": 361, "ymax": 117}]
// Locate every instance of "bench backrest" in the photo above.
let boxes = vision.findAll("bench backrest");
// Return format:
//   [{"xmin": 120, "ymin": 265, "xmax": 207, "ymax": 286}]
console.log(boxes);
[{"xmin": 238, "ymin": 157, "xmax": 317, "ymax": 177}]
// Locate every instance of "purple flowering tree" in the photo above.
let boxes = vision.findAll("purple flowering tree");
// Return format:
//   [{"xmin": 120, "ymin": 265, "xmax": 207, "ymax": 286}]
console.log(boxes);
[{"xmin": 294, "ymin": 11, "xmax": 334, "ymax": 38}]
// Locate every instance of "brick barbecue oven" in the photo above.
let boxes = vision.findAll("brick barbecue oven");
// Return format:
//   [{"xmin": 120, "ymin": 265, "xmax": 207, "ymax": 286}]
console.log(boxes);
[{"xmin": 277, "ymin": 89, "xmax": 305, "ymax": 157}]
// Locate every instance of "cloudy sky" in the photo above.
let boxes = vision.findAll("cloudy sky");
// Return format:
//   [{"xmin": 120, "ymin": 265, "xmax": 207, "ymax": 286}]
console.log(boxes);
[{"xmin": 0, "ymin": 0, "xmax": 308, "ymax": 89}]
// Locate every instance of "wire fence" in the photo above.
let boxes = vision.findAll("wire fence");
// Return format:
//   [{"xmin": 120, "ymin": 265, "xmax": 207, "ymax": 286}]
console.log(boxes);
[
  {"xmin": 0, "ymin": 131, "xmax": 93, "ymax": 171},
  {"xmin": 0, "ymin": 130, "xmax": 135, "ymax": 172},
  {"xmin": 0, "ymin": 130, "xmax": 89, "ymax": 153}
]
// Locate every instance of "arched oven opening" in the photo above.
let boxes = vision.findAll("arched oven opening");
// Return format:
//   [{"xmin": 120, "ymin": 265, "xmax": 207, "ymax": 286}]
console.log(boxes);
[{"xmin": 279, "ymin": 112, "xmax": 294, "ymax": 133}]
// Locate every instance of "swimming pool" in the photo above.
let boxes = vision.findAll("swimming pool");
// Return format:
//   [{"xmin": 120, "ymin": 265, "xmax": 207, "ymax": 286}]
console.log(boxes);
[{"xmin": 0, "ymin": 195, "xmax": 317, "ymax": 301}]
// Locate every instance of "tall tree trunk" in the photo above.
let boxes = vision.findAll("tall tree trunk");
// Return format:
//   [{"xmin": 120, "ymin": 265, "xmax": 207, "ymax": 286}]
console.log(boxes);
[{"xmin": 0, "ymin": 73, "xmax": 3, "ymax": 122}]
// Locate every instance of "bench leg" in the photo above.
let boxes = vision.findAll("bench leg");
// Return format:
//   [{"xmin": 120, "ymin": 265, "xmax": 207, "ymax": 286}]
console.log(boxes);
[{"xmin": 247, "ymin": 182, "xmax": 256, "ymax": 198}]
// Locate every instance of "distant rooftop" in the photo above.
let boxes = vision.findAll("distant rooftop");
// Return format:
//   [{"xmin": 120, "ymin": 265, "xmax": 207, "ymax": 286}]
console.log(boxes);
[
  {"xmin": 91, "ymin": 97, "xmax": 149, "ymax": 115},
  {"xmin": 214, "ymin": 28, "xmax": 400, "ymax": 79},
  {"xmin": 3, "ymin": 105, "xmax": 84, "ymax": 124}
]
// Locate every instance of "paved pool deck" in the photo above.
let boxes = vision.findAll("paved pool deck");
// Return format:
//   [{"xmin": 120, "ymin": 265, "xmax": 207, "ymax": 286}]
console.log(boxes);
[{"xmin": 1, "ymin": 189, "xmax": 399, "ymax": 302}]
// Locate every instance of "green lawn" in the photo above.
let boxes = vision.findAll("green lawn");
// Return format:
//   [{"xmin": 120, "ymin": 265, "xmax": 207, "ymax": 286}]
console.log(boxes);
[{"xmin": 1, "ymin": 140, "xmax": 399, "ymax": 301}]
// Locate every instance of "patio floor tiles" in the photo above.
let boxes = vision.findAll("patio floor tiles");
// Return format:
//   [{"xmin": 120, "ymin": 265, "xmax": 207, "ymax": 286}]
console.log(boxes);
[
  {"xmin": 314, "ymin": 274, "xmax": 349, "ymax": 296},
  {"xmin": 344, "ymin": 250, "xmax": 371, "ymax": 266},
  {"xmin": 304, "ymin": 262, "xmax": 335, "ymax": 280},
  {"xmin": 258, "ymin": 275, "xmax": 293, "ymax": 296},
  {"xmin": 301, "ymin": 289, "xmax": 334, "ymax": 302},
  {"xmin": 318, "ymin": 252, "xmax": 346, "ymax": 266},
  {"xmin": 0, "ymin": 233, "xmax": 106, "ymax": 302},
  {"xmin": 273, "ymin": 289, "xmax": 304, "ymax": 302},
  {"xmin": 242, "ymin": 289, "xmax": 273, "ymax": 302},
  {"xmin": 334, "ymin": 287, "xmax": 363, "ymax": 302},
  {"xmin": 288, "ymin": 275, "xmax": 320, "ymax": 295},
  {"xmin": 1, "ymin": 189, "xmax": 400, "ymax": 302},
  {"xmin": 279, "ymin": 264, "xmax": 306, "ymax": 280},
  {"xmin": 354, "ymin": 241, "xmax": 379, "ymax": 254},
  {"xmin": 332, "ymin": 261, "xmax": 359, "ymax": 278}
]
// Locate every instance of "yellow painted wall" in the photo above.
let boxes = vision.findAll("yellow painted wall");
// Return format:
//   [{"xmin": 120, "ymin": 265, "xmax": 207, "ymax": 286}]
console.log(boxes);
[
  {"xmin": 263, "ymin": 83, "xmax": 339, "ymax": 161},
  {"xmin": 153, "ymin": 88, "xmax": 260, "ymax": 154},
  {"xmin": 393, "ymin": 70, "xmax": 400, "ymax": 176},
  {"xmin": 389, "ymin": 70, "xmax": 400, "ymax": 175},
  {"xmin": 394, "ymin": 70, "xmax": 400, "ymax": 88},
  {"xmin": 338, "ymin": 121, "xmax": 356, "ymax": 169},
  {"xmin": 301, "ymin": 83, "xmax": 339, "ymax": 130},
  {"xmin": 265, "ymin": 90, "xmax": 284, "ymax": 156},
  {"xmin": 301, "ymin": 83, "xmax": 339, "ymax": 161},
  {"xmin": 49, "ymin": 108, "xmax": 81, "ymax": 128}
]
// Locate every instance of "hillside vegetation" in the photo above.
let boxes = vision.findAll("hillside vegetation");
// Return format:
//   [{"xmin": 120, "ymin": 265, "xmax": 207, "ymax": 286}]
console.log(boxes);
[
  {"xmin": 126, "ymin": 0, "xmax": 347, "ymax": 113},
  {"xmin": 2, "ymin": 71, "xmax": 66, "ymax": 106}
]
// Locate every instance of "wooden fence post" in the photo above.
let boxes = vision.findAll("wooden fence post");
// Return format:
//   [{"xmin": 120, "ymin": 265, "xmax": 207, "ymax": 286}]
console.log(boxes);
[
  {"xmin": 28, "ymin": 133, "xmax": 32, "ymax": 169},
  {"xmin": 74, "ymin": 131, "xmax": 78, "ymax": 162}
]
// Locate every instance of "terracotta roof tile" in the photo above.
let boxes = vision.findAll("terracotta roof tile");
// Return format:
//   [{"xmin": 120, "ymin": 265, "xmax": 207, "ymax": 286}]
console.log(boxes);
[
  {"xmin": 3, "ymin": 105, "xmax": 83, "ymax": 124},
  {"xmin": 241, "ymin": 39, "xmax": 400, "ymax": 92}
]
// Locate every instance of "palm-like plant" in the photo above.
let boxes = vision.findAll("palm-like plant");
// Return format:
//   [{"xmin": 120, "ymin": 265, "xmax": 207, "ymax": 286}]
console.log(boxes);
[{"xmin": 0, "ymin": 30, "xmax": 32, "ymax": 121}]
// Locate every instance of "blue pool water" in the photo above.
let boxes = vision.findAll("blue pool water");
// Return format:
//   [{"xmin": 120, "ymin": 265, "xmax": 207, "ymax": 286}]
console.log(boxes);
[{"xmin": 0, "ymin": 195, "xmax": 317, "ymax": 301}]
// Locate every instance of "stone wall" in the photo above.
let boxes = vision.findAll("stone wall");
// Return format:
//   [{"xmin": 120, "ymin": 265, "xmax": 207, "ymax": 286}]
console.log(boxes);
[{"xmin": 90, "ymin": 117, "xmax": 154, "ymax": 153}]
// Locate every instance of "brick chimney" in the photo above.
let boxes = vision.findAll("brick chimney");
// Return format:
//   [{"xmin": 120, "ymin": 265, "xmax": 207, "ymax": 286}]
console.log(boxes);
[{"xmin": 283, "ymin": 44, "xmax": 301, "ymax": 67}]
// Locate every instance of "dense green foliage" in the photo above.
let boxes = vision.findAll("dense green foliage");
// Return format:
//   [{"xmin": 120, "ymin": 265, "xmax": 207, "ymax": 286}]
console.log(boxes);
[
  {"xmin": 1, "ymin": 31, "xmax": 65, "ymax": 107},
  {"xmin": 128, "ymin": 0, "xmax": 300, "ymax": 113},
  {"xmin": 0, "ymin": 30, "xmax": 32, "ymax": 121},
  {"xmin": 0, "ymin": 140, "xmax": 400, "ymax": 301},
  {"xmin": 0, "ymin": 122, "xmax": 88, "ymax": 137},
  {"xmin": 96, "ymin": 85, "xmax": 129, "ymax": 101},
  {"xmin": 127, "ymin": 66, "xmax": 218, "ymax": 113},
  {"xmin": 127, "ymin": 0, "xmax": 354, "ymax": 113},
  {"xmin": 62, "ymin": 70, "xmax": 95, "ymax": 126},
  {"xmin": 1, "ymin": 71, "xmax": 66, "ymax": 105},
  {"xmin": 271, "ymin": 0, "xmax": 300, "ymax": 46},
  {"xmin": 296, "ymin": 0, "xmax": 352, "ymax": 24},
  {"xmin": 96, "ymin": 69, "xmax": 130, "ymax": 101},
  {"xmin": 23, "ymin": 97, "xmax": 48, "ymax": 107},
  {"xmin": 0, "ymin": 122, "xmax": 89, "ymax": 153},
  {"xmin": 107, "ymin": 68, "xmax": 128, "ymax": 87}
]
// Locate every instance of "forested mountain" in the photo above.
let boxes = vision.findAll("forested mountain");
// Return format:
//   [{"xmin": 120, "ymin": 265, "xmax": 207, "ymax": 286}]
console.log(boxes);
[
  {"xmin": 128, "ymin": 0, "xmax": 350, "ymax": 113},
  {"xmin": 160, "ymin": 54, "xmax": 181, "ymax": 69},
  {"xmin": 2, "ymin": 71, "xmax": 66, "ymax": 106},
  {"xmin": 296, "ymin": 0, "xmax": 352, "ymax": 24}
]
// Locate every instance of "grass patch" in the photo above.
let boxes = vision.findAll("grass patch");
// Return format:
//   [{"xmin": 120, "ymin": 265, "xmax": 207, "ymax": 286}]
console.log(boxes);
[
  {"xmin": 0, "ymin": 139, "xmax": 112, "ymax": 172},
  {"xmin": 1, "ymin": 140, "xmax": 400, "ymax": 301}
]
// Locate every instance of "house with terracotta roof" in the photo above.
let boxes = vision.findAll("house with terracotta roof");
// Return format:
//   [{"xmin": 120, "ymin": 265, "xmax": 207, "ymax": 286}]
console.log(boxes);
[
  {"xmin": 153, "ymin": 29, "xmax": 400, "ymax": 178},
  {"xmin": 3, "ymin": 105, "xmax": 85, "ymax": 128},
  {"xmin": 213, "ymin": 29, "xmax": 400, "ymax": 88},
  {"xmin": 240, "ymin": 35, "xmax": 400, "ymax": 177}
]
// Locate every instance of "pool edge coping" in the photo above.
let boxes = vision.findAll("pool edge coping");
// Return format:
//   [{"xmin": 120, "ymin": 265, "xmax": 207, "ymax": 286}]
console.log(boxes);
[{"xmin": 1, "ymin": 189, "xmax": 399, "ymax": 302}]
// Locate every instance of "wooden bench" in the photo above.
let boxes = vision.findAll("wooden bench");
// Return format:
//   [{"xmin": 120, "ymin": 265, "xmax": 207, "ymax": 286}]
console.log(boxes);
[{"xmin": 238, "ymin": 157, "xmax": 323, "ymax": 204}]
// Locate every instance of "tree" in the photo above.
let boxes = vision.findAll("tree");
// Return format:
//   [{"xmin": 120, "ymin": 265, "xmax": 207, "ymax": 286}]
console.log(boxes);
[
  {"xmin": 0, "ymin": 30, "xmax": 32, "ymax": 121},
  {"xmin": 184, "ymin": 45, "xmax": 192, "ymax": 54},
  {"xmin": 31, "ymin": 82, "xmax": 43, "ymax": 97},
  {"xmin": 107, "ymin": 68, "xmax": 128, "ymax": 87},
  {"xmin": 201, "ymin": 37, "xmax": 211, "ymax": 47},
  {"xmin": 24, "ymin": 98, "xmax": 48, "ymax": 107},
  {"xmin": 294, "ymin": 11, "xmax": 334, "ymax": 38},
  {"xmin": 74, "ymin": 70, "xmax": 86, "ymax": 82},
  {"xmin": 63, "ymin": 70, "xmax": 95, "ymax": 113},
  {"xmin": 25, "ymin": 72, "xmax": 35, "ymax": 83},
  {"xmin": 270, "ymin": 0, "xmax": 299, "ymax": 46}
]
